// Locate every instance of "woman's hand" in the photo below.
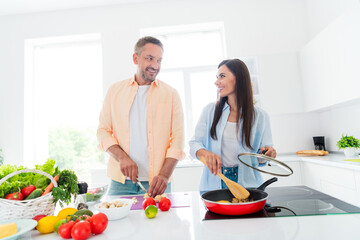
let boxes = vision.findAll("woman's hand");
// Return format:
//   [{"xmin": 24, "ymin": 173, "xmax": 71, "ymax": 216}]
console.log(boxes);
[
  {"xmin": 196, "ymin": 149, "xmax": 221, "ymax": 175},
  {"xmin": 260, "ymin": 146, "xmax": 277, "ymax": 158}
]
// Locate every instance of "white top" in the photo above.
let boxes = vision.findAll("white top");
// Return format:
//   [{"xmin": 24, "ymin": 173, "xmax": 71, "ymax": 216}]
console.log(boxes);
[
  {"xmin": 221, "ymin": 121, "xmax": 239, "ymax": 167},
  {"xmin": 129, "ymin": 85, "xmax": 151, "ymax": 181}
]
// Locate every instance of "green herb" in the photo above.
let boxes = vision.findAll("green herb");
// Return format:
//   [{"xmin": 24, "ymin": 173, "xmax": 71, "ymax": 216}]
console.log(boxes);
[
  {"xmin": 51, "ymin": 169, "xmax": 79, "ymax": 207},
  {"xmin": 337, "ymin": 134, "xmax": 360, "ymax": 149}
]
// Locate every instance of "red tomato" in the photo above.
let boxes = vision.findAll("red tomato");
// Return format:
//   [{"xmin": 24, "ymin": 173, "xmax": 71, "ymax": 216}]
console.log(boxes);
[
  {"xmin": 90, "ymin": 213, "xmax": 108, "ymax": 234},
  {"xmin": 33, "ymin": 214, "xmax": 47, "ymax": 222},
  {"xmin": 75, "ymin": 215, "xmax": 91, "ymax": 223},
  {"xmin": 158, "ymin": 197, "xmax": 171, "ymax": 211},
  {"xmin": 71, "ymin": 221, "xmax": 92, "ymax": 240},
  {"xmin": 21, "ymin": 185, "xmax": 36, "ymax": 198},
  {"xmin": 5, "ymin": 192, "xmax": 23, "ymax": 200},
  {"xmin": 142, "ymin": 197, "xmax": 156, "ymax": 210},
  {"xmin": 58, "ymin": 221, "xmax": 76, "ymax": 239}
]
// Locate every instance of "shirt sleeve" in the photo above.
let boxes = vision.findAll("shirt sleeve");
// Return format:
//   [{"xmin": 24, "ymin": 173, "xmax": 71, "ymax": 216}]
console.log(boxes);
[
  {"xmin": 97, "ymin": 86, "xmax": 119, "ymax": 152},
  {"xmin": 165, "ymin": 89, "xmax": 185, "ymax": 161},
  {"xmin": 261, "ymin": 110, "xmax": 273, "ymax": 147},
  {"xmin": 189, "ymin": 103, "xmax": 211, "ymax": 160}
]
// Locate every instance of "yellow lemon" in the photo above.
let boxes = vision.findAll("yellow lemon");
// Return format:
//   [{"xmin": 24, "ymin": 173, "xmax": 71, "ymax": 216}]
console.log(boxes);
[
  {"xmin": 217, "ymin": 200, "xmax": 231, "ymax": 203},
  {"xmin": 57, "ymin": 207, "xmax": 77, "ymax": 220},
  {"xmin": 36, "ymin": 216, "xmax": 60, "ymax": 234}
]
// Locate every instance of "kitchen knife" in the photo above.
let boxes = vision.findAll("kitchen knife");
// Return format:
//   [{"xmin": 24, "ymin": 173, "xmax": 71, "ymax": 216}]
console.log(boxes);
[{"xmin": 137, "ymin": 180, "xmax": 147, "ymax": 193}]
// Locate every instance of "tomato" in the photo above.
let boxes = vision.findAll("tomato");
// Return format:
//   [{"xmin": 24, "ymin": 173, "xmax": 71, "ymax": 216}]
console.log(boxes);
[
  {"xmin": 21, "ymin": 185, "xmax": 36, "ymax": 198},
  {"xmin": 58, "ymin": 221, "xmax": 76, "ymax": 239},
  {"xmin": 158, "ymin": 197, "xmax": 171, "ymax": 211},
  {"xmin": 71, "ymin": 221, "xmax": 92, "ymax": 240},
  {"xmin": 54, "ymin": 219, "xmax": 66, "ymax": 234},
  {"xmin": 33, "ymin": 214, "xmax": 47, "ymax": 222},
  {"xmin": 75, "ymin": 215, "xmax": 92, "ymax": 223},
  {"xmin": 5, "ymin": 192, "xmax": 23, "ymax": 200},
  {"xmin": 145, "ymin": 205, "xmax": 158, "ymax": 219},
  {"xmin": 142, "ymin": 197, "xmax": 156, "ymax": 210},
  {"xmin": 90, "ymin": 213, "xmax": 108, "ymax": 234}
]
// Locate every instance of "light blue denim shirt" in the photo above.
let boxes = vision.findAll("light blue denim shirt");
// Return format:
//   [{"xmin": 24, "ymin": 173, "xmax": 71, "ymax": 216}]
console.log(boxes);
[{"xmin": 189, "ymin": 102, "xmax": 273, "ymax": 191}]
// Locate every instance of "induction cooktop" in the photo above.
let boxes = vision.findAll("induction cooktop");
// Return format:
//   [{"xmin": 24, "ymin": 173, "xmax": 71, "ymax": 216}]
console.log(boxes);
[{"xmin": 201, "ymin": 186, "xmax": 360, "ymax": 220}]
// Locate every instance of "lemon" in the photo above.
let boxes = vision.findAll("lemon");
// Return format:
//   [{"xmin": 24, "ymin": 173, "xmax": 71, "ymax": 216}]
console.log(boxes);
[
  {"xmin": 217, "ymin": 200, "xmax": 231, "ymax": 203},
  {"xmin": 57, "ymin": 207, "xmax": 77, "ymax": 220},
  {"xmin": 36, "ymin": 216, "xmax": 60, "ymax": 234}
]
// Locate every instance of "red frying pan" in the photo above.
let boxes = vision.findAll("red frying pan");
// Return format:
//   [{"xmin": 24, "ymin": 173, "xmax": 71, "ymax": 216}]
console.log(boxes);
[{"xmin": 201, "ymin": 177, "xmax": 278, "ymax": 215}]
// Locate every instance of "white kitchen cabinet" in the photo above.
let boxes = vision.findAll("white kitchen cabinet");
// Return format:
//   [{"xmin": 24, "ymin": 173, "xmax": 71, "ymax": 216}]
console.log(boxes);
[
  {"xmin": 299, "ymin": 4, "xmax": 360, "ymax": 111},
  {"xmin": 301, "ymin": 161, "xmax": 360, "ymax": 207},
  {"xmin": 172, "ymin": 165, "xmax": 203, "ymax": 192}
]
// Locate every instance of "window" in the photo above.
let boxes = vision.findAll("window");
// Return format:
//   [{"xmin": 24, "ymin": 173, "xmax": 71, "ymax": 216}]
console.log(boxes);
[
  {"xmin": 141, "ymin": 22, "xmax": 226, "ymax": 158},
  {"xmin": 24, "ymin": 34, "xmax": 104, "ymax": 184}
]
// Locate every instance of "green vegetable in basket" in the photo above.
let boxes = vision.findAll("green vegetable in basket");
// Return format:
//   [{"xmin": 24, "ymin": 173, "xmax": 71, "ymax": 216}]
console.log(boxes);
[{"xmin": 25, "ymin": 189, "xmax": 43, "ymax": 200}]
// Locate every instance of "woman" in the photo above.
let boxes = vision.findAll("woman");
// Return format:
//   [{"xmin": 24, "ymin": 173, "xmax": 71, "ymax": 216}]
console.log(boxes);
[{"xmin": 189, "ymin": 59, "xmax": 276, "ymax": 191}]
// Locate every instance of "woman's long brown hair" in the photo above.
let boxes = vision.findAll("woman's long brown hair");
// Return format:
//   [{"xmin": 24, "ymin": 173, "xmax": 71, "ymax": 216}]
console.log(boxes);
[{"xmin": 210, "ymin": 59, "xmax": 254, "ymax": 149}]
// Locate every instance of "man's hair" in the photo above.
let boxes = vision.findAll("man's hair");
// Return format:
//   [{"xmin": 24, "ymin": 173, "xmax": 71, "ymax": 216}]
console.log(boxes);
[{"xmin": 134, "ymin": 36, "xmax": 163, "ymax": 55}]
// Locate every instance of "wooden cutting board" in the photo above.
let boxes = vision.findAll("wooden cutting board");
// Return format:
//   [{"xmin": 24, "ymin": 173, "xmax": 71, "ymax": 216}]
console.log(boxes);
[{"xmin": 296, "ymin": 150, "xmax": 329, "ymax": 156}]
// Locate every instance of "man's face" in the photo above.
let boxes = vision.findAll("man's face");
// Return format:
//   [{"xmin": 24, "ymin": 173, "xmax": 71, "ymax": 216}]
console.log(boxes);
[{"xmin": 134, "ymin": 43, "xmax": 163, "ymax": 83}]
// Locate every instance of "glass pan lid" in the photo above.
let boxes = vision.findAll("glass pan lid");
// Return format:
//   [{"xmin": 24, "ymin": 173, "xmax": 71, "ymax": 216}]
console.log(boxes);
[{"xmin": 237, "ymin": 153, "xmax": 293, "ymax": 176}]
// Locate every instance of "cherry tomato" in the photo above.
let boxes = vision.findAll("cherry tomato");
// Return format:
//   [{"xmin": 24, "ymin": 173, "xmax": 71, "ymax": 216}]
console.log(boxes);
[
  {"xmin": 21, "ymin": 185, "xmax": 36, "ymax": 198},
  {"xmin": 71, "ymin": 221, "xmax": 92, "ymax": 240},
  {"xmin": 158, "ymin": 197, "xmax": 171, "ymax": 211},
  {"xmin": 5, "ymin": 192, "xmax": 23, "ymax": 200},
  {"xmin": 142, "ymin": 197, "xmax": 156, "ymax": 210},
  {"xmin": 58, "ymin": 221, "xmax": 76, "ymax": 239},
  {"xmin": 90, "ymin": 213, "xmax": 108, "ymax": 234}
]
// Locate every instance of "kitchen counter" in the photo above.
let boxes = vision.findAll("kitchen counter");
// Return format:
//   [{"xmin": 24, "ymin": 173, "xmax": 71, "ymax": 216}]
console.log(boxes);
[
  {"xmin": 29, "ymin": 191, "xmax": 360, "ymax": 240},
  {"xmin": 277, "ymin": 152, "xmax": 360, "ymax": 171}
]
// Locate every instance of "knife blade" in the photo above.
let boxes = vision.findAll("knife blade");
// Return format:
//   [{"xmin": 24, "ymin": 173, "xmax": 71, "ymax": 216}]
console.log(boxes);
[{"xmin": 137, "ymin": 180, "xmax": 147, "ymax": 193}]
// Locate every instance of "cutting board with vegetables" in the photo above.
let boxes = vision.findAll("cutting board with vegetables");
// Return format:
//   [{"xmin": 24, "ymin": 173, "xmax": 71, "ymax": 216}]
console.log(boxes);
[
  {"xmin": 296, "ymin": 150, "xmax": 329, "ymax": 156},
  {"xmin": 122, "ymin": 192, "xmax": 190, "ymax": 210}
]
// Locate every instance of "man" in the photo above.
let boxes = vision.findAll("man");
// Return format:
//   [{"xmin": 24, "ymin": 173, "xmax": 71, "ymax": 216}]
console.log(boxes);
[{"xmin": 97, "ymin": 36, "xmax": 185, "ymax": 197}]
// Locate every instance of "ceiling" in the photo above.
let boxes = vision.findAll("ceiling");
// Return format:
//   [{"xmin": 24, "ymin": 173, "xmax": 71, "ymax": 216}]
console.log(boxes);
[{"xmin": 0, "ymin": 0, "xmax": 158, "ymax": 16}]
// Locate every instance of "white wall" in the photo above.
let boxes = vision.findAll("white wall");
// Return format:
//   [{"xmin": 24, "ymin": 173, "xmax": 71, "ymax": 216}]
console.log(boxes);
[
  {"xmin": 318, "ymin": 99, "xmax": 360, "ymax": 151},
  {"xmin": 304, "ymin": 0, "xmax": 359, "ymax": 40},
  {"xmin": 0, "ymin": 0, "xmax": 310, "ymax": 164}
]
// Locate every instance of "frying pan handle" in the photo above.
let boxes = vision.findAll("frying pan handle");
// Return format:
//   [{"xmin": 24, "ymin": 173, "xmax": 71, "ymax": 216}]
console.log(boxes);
[{"xmin": 257, "ymin": 177, "xmax": 278, "ymax": 191}]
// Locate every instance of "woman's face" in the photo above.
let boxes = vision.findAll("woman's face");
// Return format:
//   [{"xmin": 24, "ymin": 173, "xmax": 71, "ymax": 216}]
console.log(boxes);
[{"xmin": 215, "ymin": 64, "xmax": 236, "ymax": 98}]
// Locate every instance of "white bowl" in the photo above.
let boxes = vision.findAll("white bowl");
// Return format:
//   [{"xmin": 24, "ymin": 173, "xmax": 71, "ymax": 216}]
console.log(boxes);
[{"xmin": 94, "ymin": 198, "xmax": 133, "ymax": 221}]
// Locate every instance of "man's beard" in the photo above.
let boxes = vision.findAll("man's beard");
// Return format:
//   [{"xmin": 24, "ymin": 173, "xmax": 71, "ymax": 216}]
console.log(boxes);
[{"xmin": 141, "ymin": 69, "xmax": 157, "ymax": 82}]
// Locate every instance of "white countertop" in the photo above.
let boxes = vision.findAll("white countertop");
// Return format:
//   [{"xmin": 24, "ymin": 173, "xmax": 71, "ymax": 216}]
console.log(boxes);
[
  {"xmin": 178, "ymin": 152, "xmax": 360, "ymax": 170},
  {"xmin": 28, "ymin": 191, "xmax": 360, "ymax": 240},
  {"xmin": 277, "ymin": 152, "xmax": 360, "ymax": 170}
]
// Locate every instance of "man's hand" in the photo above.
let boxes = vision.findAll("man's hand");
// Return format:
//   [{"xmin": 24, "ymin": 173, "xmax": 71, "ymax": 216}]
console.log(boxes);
[
  {"xmin": 196, "ymin": 149, "xmax": 221, "ymax": 175},
  {"xmin": 106, "ymin": 145, "xmax": 138, "ymax": 183},
  {"xmin": 119, "ymin": 156, "xmax": 138, "ymax": 183},
  {"xmin": 260, "ymin": 146, "xmax": 277, "ymax": 158},
  {"xmin": 148, "ymin": 175, "xmax": 168, "ymax": 197}
]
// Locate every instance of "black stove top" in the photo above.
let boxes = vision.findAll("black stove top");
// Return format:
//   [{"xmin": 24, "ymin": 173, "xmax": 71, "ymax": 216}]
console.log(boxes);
[{"xmin": 202, "ymin": 185, "xmax": 360, "ymax": 220}]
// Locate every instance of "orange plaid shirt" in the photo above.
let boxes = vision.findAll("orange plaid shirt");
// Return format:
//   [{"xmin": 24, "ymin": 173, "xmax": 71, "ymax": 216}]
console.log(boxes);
[{"xmin": 97, "ymin": 76, "xmax": 185, "ymax": 183}]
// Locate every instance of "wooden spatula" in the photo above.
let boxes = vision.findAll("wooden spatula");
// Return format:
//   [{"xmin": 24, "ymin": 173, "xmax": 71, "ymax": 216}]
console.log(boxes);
[{"xmin": 200, "ymin": 156, "xmax": 250, "ymax": 200}]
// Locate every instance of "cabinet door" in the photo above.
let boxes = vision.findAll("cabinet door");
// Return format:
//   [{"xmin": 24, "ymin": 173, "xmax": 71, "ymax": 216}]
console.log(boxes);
[
  {"xmin": 301, "ymin": 161, "xmax": 360, "ymax": 207},
  {"xmin": 172, "ymin": 166, "xmax": 203, "ymax": 192},
  {"xmin": 299, "ymin": 5, "xmax": 360, "ymax": 111}
]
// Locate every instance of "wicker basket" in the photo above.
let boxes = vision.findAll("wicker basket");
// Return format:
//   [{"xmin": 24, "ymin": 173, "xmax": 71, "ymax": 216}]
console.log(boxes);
[{"xmin": 0, "ymin": 169, "xmax": 58, "ymax": 220}]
